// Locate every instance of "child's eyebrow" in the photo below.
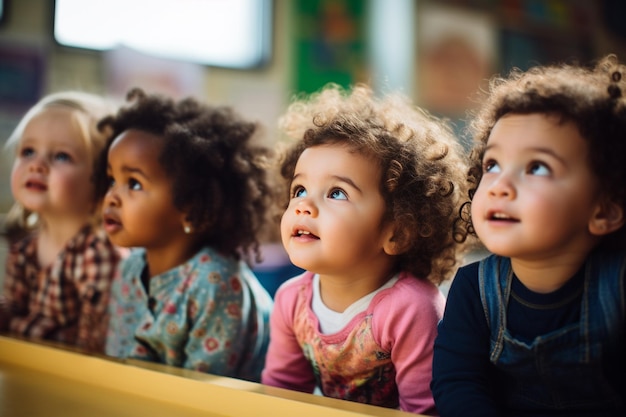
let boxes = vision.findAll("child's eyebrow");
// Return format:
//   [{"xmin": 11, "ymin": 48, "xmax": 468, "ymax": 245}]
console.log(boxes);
[
  {"xmin": 291, "ymin": 173, "xmax": 363, "ymax": 193},
  {"xmin": 484, "ymin": 144, "xmax": 567, "ymax": 165},
  {"xmin": 107, "ymin": 163, "xmax": 151, "ymax": 181},
  {"xmin": 526, "ymin": 146, "xmax": 567, "ymax": 165},
  {"xmin": 332, "ymin": 175, "xmax": 362, "ymax": 193},
  {"xmin": 122, "ymin": 165, "xmax": 151, "ymax": 180}
]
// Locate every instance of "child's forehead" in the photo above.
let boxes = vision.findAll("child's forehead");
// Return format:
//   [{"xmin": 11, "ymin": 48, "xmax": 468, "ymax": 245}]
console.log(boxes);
[
  {"xmin": 21, "ymin": 108, "xmax": 87, "ymax": 149},
  {"xmin": 27, "ymin": 106, "xmax": 76, "ymax": 127},
  {"xmin": 108, "ymin": 129, "xmax": 166, "ymax": 169},
  {"xmin": 487, "ymin": 113, "xmax": 589, "ymax": 157},
  {"xmin": 111, "ymin": 129, "xmax": 164, "ymax": 149},
  {"xmin": 490, "ymin": 112, "xmax": 580, "ymax": 136},
  {"xmin": 299, "ymin": 143, "xmax": 375, "ymax": 164},
  {"xmin": 295, "ymin": 144, "xmax": 382, "ymax": 182}
]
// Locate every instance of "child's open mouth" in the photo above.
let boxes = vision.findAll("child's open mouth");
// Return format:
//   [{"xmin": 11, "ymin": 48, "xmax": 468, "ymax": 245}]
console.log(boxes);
[
  {"xmin": 294, "ymin": 229, "xmax": 319, "ymax": 239},
  {"xmin": 102, "ymin": 213, "xmax": 122, "ymax": 233},
  {"xmin": 25, "ymin": 180, "xmax": 47, "ymax": 191},
  {"xmin": 488, "ymin": 212, "xmax": 519, "ymax": 222}
]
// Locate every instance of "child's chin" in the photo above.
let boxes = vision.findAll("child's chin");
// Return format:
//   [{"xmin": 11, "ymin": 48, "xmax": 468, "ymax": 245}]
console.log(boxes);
[
  {"xmin": 288, "ymin": 258, "xmax": 314, "ymax": 273},
  {"xmin": 108, "ymin": 235, "xmax": 133, "ymax": 249}
]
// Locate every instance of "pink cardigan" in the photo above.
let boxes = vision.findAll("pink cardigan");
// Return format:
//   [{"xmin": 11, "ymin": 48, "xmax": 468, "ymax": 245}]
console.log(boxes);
[{"xmin": 262, "ymin": 271, "xmax": 445, "ymax": 415}]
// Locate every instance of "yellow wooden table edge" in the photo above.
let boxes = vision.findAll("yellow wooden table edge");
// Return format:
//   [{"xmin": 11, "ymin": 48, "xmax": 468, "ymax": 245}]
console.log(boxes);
[{"xmin": 0, "ymin": 336, "xmax": 419, "ymax": 417}]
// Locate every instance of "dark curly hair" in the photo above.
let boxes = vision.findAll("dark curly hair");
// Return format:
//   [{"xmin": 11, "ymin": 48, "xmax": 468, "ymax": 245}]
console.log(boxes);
[
  {"xmin": 276, "ymin": 84, "xmax": 470, "ymax": 285},
  {"xmin": 95, "ymin": 88, "xmax": 275, "ymax": 262},
  {"xmin": 459, "ymin": 54, "xmax": 626, "ymax": 251}
]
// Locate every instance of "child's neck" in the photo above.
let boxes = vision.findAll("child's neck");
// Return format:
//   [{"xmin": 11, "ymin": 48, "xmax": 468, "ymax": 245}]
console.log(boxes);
[
  {"xmin": 318, "ymin": 269, "xmax": 395, "ymax": 313},
  {"xmin": 144, "ymin": 240, "xmax": 202, "ymax": 278},
  {"xmin": 510, "ymin": 254, "xmax": 589, "ymax": 294},
  {"xmin": 36, "ymin": 215, "xmax": 90, "ymax": 268}
]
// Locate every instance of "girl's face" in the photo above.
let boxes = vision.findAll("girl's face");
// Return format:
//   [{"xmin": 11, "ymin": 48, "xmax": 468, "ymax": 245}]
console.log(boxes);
[
  {"xmin": 280, "ymin": 144, "xmax": 396, "ymax": 279},
  {"xmin": 10, "ymin": 108, "xmax": 94, "ymax": 221},
  {"xmin": 103, "ymin": 129, "xmax": 186, "ymax": 249},
  {"xmin": 471, "ymin": 113, "xmax": 605, "ymax": 262}
]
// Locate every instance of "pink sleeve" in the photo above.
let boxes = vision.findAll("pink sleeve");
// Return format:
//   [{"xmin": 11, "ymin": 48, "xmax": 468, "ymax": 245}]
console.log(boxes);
[
  {"xmin": 261, "ymin": 276, "xmax": 317, "ymax": 393},
  {"xmin": 373, "ymin": 276, "xmax": 445, "ymax": 416}
]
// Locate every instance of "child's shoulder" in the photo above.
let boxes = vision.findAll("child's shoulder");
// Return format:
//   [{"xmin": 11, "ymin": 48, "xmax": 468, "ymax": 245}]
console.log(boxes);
[
  {"xmin": 191, "ymin": 246, "xmax": 254, "ymax": 276},
  {"xmin": 8, "ymin": 231, "xmax": 36, "ymax": 253},
  {"xmin": 394, "ymin": 272, "xmax": 444, "ymax": 296},
  {"xmin": 81, "ymin": 226, "xmax": 119, "ymax": 253},
  {"xmin": 273, "ymin": 270, "xmax": 313, "ymax": 298},
  {"xmin": 7, "ymin": 232, "xmax": 37, "ymax": 269},
  {"xmin": 456, "ymin": 258, "xmax": 482, "ymax": 277},
  {"xmin": 369, "ymin": 273, "xmax": 446, "ymax": 333},
  {"xmin": 444, "ymin": 257, "xmax": 488, "ymax": 302},
  {"xmin": 373, "ymin": 272, "xmax": 446, "ymax": 313}
]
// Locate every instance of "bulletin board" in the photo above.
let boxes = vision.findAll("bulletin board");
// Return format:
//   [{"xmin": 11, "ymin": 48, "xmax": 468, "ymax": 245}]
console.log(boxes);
[
  {"xmin": 291, "ymin": 0, "xmax": 368, "ymax": 94},
  {"xmin": 0, "ymin": 42, "xmax": 45, "ymax": 112},
  {"xmin": 0, "ymin": 42, "xmax": 46, "ymax": 212}
]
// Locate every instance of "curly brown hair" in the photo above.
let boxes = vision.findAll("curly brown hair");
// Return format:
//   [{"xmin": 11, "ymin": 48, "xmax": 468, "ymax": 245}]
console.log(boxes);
[
  {"xmin": 460, "ymin": 54, "xmax": 626, "ymax": 250},
  {"xmin": 95, "ymin": 88, "xmax": 275, "ymax": 262},
  {"xmin": 276, "ymin": 84, "xmax": 469, "ymax": 284}
]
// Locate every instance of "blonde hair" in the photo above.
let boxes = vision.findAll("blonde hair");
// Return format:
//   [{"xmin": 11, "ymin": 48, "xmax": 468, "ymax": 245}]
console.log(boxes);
[{"xmin": 4, "ymin": 91, "xmax": 116, "ymax": 241}]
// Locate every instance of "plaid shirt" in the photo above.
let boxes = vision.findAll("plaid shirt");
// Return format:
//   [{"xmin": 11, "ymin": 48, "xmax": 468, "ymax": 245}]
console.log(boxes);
[{"xmin": 0, "ymin": 225, "xmax": 121, "ymax": 353}]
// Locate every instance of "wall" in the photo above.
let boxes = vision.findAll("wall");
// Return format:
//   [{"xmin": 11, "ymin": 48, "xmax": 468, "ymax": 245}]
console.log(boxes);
[
  {"xmin": 0, "ymin": 0, "xmax": 294, "ymax": 214},
  {"xmin": 1, "ymin": 0, "xmax": 626, "ymax": 216}
]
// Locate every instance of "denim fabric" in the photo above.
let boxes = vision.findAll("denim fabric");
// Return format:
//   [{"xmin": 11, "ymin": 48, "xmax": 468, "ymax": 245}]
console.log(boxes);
[{"xmin": 478, "ymin": 253, "xmax": 625, "ymax": 411}]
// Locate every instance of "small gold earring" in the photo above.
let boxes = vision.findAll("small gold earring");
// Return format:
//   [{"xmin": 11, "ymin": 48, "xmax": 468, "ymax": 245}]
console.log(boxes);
[{"xmin": 184, "ymin": 225, "xmax": 192, "ymax": 234}]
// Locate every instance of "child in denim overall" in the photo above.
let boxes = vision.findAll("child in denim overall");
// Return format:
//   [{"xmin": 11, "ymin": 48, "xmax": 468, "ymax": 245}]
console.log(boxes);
[{"xmin": 432, "ymin": 55, "xmax": 626, "ymax": 417}]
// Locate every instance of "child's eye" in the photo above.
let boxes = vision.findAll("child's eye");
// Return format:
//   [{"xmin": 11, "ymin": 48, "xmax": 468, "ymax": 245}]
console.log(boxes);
[
  {"xmin": 291, "ymin": 185, "xmax": 306, "ymax": 198},
  {"xmin": 107, "ymin": 176, "xmax": 115, "ymax": 189},
  {"xmin": 528, "ymin": 161, "xmax": 550, "ymax": 176},
  {"xmin": 54, "ymin": 152, "xmax": 72, "ymax": 163},
  {"xmin": 483, "ymin": 159, "xmax": 500, "ymax": 173},
  {"xmin": 19, "ymin": 147, "xmax": 35, "ymax": 158},
  {"xmin": 128, "ymin": 178, "xmax": 143, "ymax": 191},
  {"xmin": 328, "ymin": 188, "xmax": 347, "ymax": 200}
]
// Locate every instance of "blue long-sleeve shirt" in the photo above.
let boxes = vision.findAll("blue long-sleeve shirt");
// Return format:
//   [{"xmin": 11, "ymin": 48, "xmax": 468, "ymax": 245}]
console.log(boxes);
[
  {"xmin": 432, "ymin": 260, "xmax": 626, "ymax": 417},
  {"xmin": 106, "ymin": 247, "xmax": 273, "ymax": 382}
]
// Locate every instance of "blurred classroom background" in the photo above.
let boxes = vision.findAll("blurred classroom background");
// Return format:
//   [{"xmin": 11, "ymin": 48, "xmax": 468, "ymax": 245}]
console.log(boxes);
[{"xmin": 1, "ymin": 0, "xmax": 626, "ymax": 294}]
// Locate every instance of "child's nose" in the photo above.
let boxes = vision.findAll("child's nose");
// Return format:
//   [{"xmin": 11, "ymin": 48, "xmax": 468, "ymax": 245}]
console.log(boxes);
[
  {"xmin": 487, "ymin": 173, "xmax": 516, "ymax": 199},
  {"xmin": 104, "ymin": 186, "xmax": 121, "ymax": 207},
  {"xmin": 294, "ymin": 197, "xmax": 318, "ymax": 217},
  {"xmin": 28, "ymin": 156, "xmax": 47, "ymax": 173}
]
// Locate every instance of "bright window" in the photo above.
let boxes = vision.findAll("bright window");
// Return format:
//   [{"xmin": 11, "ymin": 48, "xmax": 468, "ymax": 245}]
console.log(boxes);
[{"xmin": 53, "ymin": 0, "xmax": 272, "ymax": 69}]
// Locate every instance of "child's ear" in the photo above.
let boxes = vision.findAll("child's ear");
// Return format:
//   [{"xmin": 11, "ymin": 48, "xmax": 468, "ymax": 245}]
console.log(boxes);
[
  {"xmin": 589, "ymin": 200, "xmax": 624, "ymax": 236},
  {"xmin": 181, "ymin": 214, "xmax": 194, "ymax": 234},
  {"xmin": 382, "ymin": 223, "xmax": 407, "ymax": 256}
]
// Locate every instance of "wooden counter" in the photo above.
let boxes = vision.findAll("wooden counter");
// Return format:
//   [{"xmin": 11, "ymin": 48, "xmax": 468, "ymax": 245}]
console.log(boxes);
[{"xmin": 0, "ymin": 336, "xmax": 419, "ymax": 417}]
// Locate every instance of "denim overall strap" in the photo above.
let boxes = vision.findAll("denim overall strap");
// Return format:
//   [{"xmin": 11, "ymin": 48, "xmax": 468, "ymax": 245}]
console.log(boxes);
[
  {"xmin": 584, "ymin": 250, "xmax": 626, "ymax": 351},
  {"xmin": 479, "ymin": 252, "xmax": 625, "ymax": 411},
  {"xmin": 478, "ymin": 255, "xmax": 513, "ymax": 363}
]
